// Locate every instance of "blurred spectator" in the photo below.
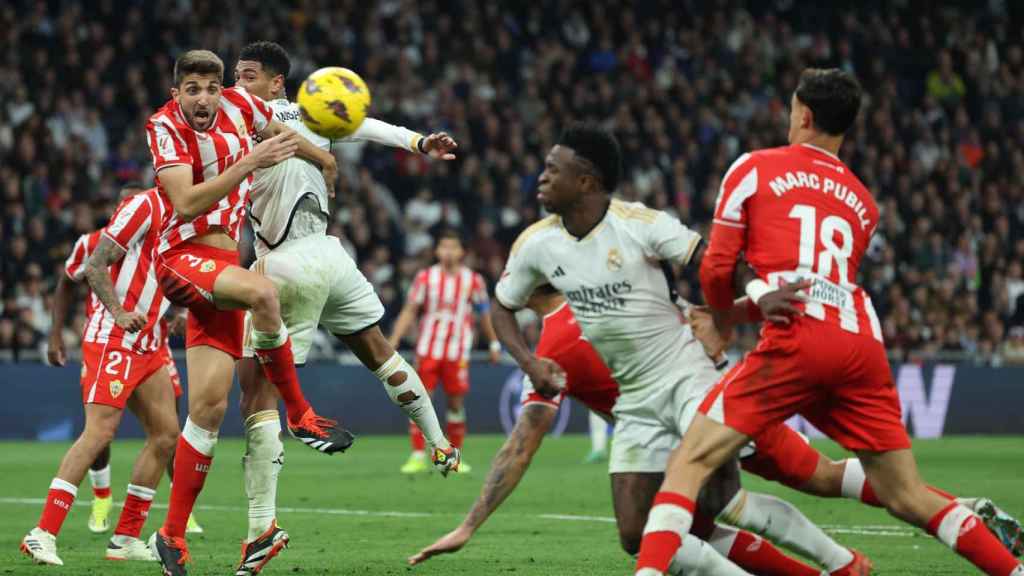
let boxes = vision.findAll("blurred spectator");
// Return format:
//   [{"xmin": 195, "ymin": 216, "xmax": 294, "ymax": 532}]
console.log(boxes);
[{"xmin": 0, "ymin": 0, "xmax": 1020, "ymax": 363}]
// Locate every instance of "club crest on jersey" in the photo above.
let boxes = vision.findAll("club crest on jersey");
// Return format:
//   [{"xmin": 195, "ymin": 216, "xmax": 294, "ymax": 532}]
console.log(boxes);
[
  {"xmin": 109, "ymin": 379, "xmax": 124, "ymax": 398},
  {"xmin": 607, "ymin": 248, "xmax": 623, "ymax": 271},
  {"xmin": 200, "ymin": 260, "xmax": 216, "ymax": 273}
]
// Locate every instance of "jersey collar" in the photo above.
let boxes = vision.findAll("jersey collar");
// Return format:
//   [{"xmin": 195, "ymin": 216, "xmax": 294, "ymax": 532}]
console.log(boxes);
[
  {"xmin": 798, "ymin": 143, "xmax": 841, "ymax": 161},
  {"xmin": 560, "ymin": 198, "xmax": 611, "ymax": 242}
]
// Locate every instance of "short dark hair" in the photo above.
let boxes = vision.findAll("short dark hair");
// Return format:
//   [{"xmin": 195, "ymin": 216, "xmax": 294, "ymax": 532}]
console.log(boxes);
[
  {"xmin": 239, "ymin": 41, "xmax": 291, "ymax": 78},
  {"xmin": 437, "ymin": 228, "xmax": 463, "ymax": 245},
  {"xmin": 558, "ymin": 123, "xmax": 622, "ymax": 192},
  {"xmin": 174, "ymin": 50, "xmax": 224, "ymax": 86},
  {"xmin": 794, "ymin": 68, "xmax": 862, "ymax": 136}
]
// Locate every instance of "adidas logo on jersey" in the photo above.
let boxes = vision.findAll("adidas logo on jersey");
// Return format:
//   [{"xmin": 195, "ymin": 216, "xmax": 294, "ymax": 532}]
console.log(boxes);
[{"xmin": 552, "ymin": 266, "xmax": 566, "ymax": 278}]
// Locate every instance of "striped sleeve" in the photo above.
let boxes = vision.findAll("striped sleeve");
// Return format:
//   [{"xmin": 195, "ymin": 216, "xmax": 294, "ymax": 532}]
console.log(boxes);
[
  {"xmin": 712, "ymin": 153, "xmax": 757, "ymax": 227},
  {"xmin": 408, "ymin": 270, "xmax": 428, "ymax": 305},
  {"xmin": 103, "ymin": 194, "xmax": 153, "ymax": 251},
  {"xmin": 224, "ymin": 87, "xmax": 272, "ymax": 133},
  {"xmin": 470, "ymin": 272, "xmax": 489, "ymax": 305},
  {"xmin": 64, "ymin": 233, "xmax": 94, "ymax": 281},
  {"xmin": 146, "ymin": 115, "xmax": 192, "ymax": 173}
]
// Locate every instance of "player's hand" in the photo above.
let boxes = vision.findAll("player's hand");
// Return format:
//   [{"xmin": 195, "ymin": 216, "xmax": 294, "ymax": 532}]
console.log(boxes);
[
  {"xmin": 758, "ymin": 279, "xmax": 811, "ymax": 324},
  {"xmin": 407, "ymin": 525, "xmax": 473, "ymax": 565},
  {"xmin": 422, "ymin": 132, "xmax": 458, "ymax": 160},
  {"xmin": 250, "ymin": 130, "xmax": 299, "ymax": 168},
  {"xmin": 169, "ymin": 310, "xmax": 187, "ymax": 336},
  {"xmin": 321, "ymin": 154, "xmax": 338, "ymax": 198},
  {"xmin": 689, "ymin": 306, "xmax": 728, "ymax": 361},
  {"xmin": 47, "ymin": 334, "xmax": 66, "ymax": 367},
  {"xmin": 524, "ymin": 356, "xmax": 566, "ymax": 399},
  {"xmin": 115, "ymin": 310, "xmax": 147, "ymax": 332}
]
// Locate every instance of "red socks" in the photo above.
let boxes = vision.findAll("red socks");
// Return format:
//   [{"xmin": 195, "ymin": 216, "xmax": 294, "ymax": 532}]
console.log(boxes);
[
  {"xmin": 722, "ymin": 528, "xmax": 821, "ymax": 576},
  {"xmin": 928, "ymin": 501, "xmax": 1022, "ymax": 576},
  {"xmin": 38, "ymin": 478, "xmax": 77, "ymax": 536},
  {"xmin": 446, "ymin": 421, "xmax": 465, "ymax": 449},
  {"xmin": 164, "ymin": 420, "xmax": 216, "ymax": 539},
  {"xmin": 409, "ymin": 422, "xmax": 426, "ymax": 451},
  {"xmin": 114, "ymin": 484, "xmax": 156, "ymax": 538},
  {"xmin": 635, "ymin": 492, "xmax": 695, "ymax": 573},
  {"xmin": 254, "ymin": 337, "xmax": 311, "ymax": 424}
]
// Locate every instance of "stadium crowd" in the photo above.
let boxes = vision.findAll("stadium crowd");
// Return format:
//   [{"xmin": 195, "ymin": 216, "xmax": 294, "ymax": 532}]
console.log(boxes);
[{"xmin": 1, "ymin": 0, "xmax": 1022, "ymax": 364}]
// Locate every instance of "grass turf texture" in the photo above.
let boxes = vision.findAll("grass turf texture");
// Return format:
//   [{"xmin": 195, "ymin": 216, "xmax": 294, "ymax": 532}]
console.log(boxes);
[{"xmin": 1, "ymin": 435, "xmax": 1021, "ymax": 575}]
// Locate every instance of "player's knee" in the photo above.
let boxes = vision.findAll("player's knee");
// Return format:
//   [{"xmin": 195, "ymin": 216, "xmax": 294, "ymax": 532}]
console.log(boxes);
[
  {"xmin": 248, "ymin": 278, "xmax": 280, "ymax": 318},
  {"xmin": 83, "ymin": 423, "xmax": 117, "ymax": 448},
  {"xmin": 190, "ymin": 398, "xmax": 229, "ymax": 429},
  {"xmin": 151, "ymin": 427, "xmax": 179, "ymax": 458}
]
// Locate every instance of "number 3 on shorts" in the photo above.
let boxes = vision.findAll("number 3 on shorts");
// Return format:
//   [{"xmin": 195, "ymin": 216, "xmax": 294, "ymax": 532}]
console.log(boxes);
[{"xmin": 104, "ymin": 351, "xmax": 133, "ymax": 380}]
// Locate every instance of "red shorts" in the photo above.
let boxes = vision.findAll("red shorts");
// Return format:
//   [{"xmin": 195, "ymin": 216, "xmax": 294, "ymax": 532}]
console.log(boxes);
[
  {"xmin": 80, "ymin": 342, "xmax": 166, "ymax": 409},
  {"xmin": 742, "ymin": 424, "xmax": 821, "ymax": 488},
  {"xmin": 156, "ymin": 242, "xmax": 244, "ymax": 359},
  {"xmin": 159, "ymin": 345, "xmax": 183, "ymax": 398},
  {"xmin": 523, "ymin": 304, "xmax": 618, "ymax": 417},
  {"xmin": 700, "ymin": 318, "xmax": 911, "ymax": 453},
  {"xmin": 417, "ymin": 356, "xmax": 469, "ymax": 396}
]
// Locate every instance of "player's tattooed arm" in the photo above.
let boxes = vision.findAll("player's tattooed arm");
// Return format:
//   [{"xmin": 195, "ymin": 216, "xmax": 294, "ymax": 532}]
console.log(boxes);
[
  {"xmin": 83, "ymin": 236, "xmax": 146, "ymax": 332},
  {"xmin": 408, "ymin": 404, "xmax": 556, "ymax": 565},
  {"xmin": 492, "ymin": 302, "xmax": 564, "ymax": 397}
]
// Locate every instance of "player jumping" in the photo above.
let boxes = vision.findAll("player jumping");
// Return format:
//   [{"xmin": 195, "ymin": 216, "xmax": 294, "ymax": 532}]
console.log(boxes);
[
  {"xmin": 143, "ymin": 50, "xmax": 349, "ymax": 575},
  {"xmin": 487, "ymin": 124, "xmax": 868, "ymax": 574},
  {"xmin": 389, "ymin": 229, "xmax": 502, "ymax": 475},
  {"xmin": 632, "ymin": 69, "xmax": 1024, "ymax": 576},
  {"xmin": 229, "ymin": 41, "xmax": 461, "ymax": 575},
  {"xmin": 22, "ymin": 188, "xmax": 179, "ymax": 566}
]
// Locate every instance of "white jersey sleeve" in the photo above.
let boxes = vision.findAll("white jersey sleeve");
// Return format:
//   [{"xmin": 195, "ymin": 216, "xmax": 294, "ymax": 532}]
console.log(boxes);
[
  {"xmin": 339, "ymin": 118, "xmax": 422, "ymax": 152},
  {"xmin": 495, "ymin": 219, "xmax": 555, "ymax": 310},
  {"xmin": 644, "ymin": 209, "xmax": 703, "ymax": 266}
]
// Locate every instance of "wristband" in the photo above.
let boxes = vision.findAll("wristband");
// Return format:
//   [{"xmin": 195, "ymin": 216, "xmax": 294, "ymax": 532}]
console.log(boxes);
[
  {"xmin": 489, "ymin": 341, "xmax": 501, "ymax": 354},
  {"xmin": 416, "ymin": 135, "xmax": 428, "ymax": 154},
  {"xmin": 713, "ymin": 353, "xmax": 729, "ymax": 371},
  {"xmin": 745, "ymin": 279, "xmax": 772, "ymax": 305}
]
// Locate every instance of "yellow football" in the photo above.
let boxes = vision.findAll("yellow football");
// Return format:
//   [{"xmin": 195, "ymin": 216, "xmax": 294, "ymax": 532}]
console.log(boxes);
[{"xmin": 296, "ymin": 67, "xmax": 371, "ymax": 139}]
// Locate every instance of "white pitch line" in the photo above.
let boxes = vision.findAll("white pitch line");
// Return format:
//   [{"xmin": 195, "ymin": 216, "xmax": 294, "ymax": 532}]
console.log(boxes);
[{"xmin": 0, "ymin": 497, "xmax": 919, "ymax": 536}]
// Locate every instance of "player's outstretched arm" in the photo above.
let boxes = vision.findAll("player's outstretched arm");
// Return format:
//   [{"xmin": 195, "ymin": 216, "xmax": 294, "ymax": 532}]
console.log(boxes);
[
  {"xmin": 159, "ymin": 131, "xmax": 299, "ymax": 219},
  {"xmin": 47, "ymin": 273, "xmax": 75, "ymax": 366},
  {"xmin": 408, "ymin": 403, "xmax": 556, "ymax": 565},
  {"xmin": 387, "ymin": 300, "xmax": 419, "ymax": 349},
  {"xmin": 83, "ymin": 236, "xmax": 145, "ymax": 332},
  {"xmin": 492, "ymin": 302, "xmax": 564, "ymax": 397},
  {"xmin": 344, "ymin": 118, "xmax": 458, "ymax": 160}
]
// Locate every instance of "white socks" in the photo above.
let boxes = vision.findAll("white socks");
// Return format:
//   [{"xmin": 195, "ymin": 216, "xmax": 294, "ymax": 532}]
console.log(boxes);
[
  {"xmin": 89, "ymin": 464, "xmax": 111, "ymax": 494},
  {"xmin": 243, "ymin": 410, "xmax": 284, "ymax": 541},
  {"xmin": 374, "ymin": 353, "xmax": 449, "ymax": 449},
  {"xmin": 721, "ymin": 489, "xmax": 852, "ymax": 571},
  {"xmin": 589, "ymin": 411, "xmax": 608, "ymax": 452},
  {"xmin": 182, "ymin": 417, "xmax": 218, "ymax": 457},
  {"xmin": 668, "ymin": 535, "xmax": 753, "ymax": 575},
  {"xmin": 840, "ymin": 458, "xmax": 868, "ymax": 500}
]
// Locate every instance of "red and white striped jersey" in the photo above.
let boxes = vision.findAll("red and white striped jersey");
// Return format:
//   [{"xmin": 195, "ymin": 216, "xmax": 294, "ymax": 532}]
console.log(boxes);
[
  {"xmin": 80, "ymin": 189, "xmax": 173, "ymax": 354},
  {"xmin": 65, "ymin": 231, "xmax": 102, "ymax": 319},
  {"xmin": 408, "ymin": 264, "xmax": 490, "ymax": 361},
  {"xmin": 146, "ymin": 86, "xmax": 273, "ymax": 253},
  {"xmin": 701, "ymin": 143, "xmax": 883, "ymax": 340}
]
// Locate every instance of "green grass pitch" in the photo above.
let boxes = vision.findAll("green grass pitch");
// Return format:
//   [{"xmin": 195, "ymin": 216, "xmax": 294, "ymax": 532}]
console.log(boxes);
[{"xmin": 1, "ymin": 435, "xmax": 1021, "ymax": 575}]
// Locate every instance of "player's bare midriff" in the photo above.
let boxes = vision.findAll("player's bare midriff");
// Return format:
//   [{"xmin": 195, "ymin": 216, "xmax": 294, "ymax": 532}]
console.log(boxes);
[{"xmin": 191, "ymin": 228, "xmax": 236, "ymax": 251}]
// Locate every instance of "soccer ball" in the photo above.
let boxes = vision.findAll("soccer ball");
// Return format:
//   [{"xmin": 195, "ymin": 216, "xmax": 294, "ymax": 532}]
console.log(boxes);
[{"xmin": 297, "ymin": 67, "xmax": 371, "ymax": 139}]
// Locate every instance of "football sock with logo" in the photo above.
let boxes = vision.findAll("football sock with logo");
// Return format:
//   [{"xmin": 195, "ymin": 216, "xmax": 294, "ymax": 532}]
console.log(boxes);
[
  {"xmin": 163, "ymin": 418, "xmax": 216, "ymax": 539},
  {"xmin": 113, "ymin": 484, "xmax": 156, "ymax": 539},
  {"xmin": 251, "ymin": 324, "xmax": 311, "ymax": 424},
  {"xmin": 928, "ymin": 501, "xmax": 1023, "ymax": 576},
  {"xmin": 373, "ymin": 353, "xmax": 449, "ymax": 450},
  {"xmin": 721, "ymin": 489, "xmax": 853, "ymax": 571},
  {"xmin": 705, "ymin": 524, "xmax": 821, "ymax": 576},
  {"xmin": 37, "ymin": 478, "xmax": 77, "ymax": 536},
  {"xmin": 243, "ymin": 410, "xmax": 283, "ymax": 542}
]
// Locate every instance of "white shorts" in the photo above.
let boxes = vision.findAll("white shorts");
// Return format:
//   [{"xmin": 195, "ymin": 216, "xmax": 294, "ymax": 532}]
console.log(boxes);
[
  {"xmin": 243, "ymin": 234, "xmax": 385, "ymax": 364},
  {"xmin": 608, "ymin": 339, "xmax": 723, "ymax": 475}
]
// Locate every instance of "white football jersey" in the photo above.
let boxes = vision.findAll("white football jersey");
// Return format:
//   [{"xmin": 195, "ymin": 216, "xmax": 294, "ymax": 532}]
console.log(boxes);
[
  {"xmin": 496, "ymin": 199, "xmax": 703, "ymax": 399},
  {"xmin": 249, "ymin": 98, "xmax": 423, "ymax": 256}
]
